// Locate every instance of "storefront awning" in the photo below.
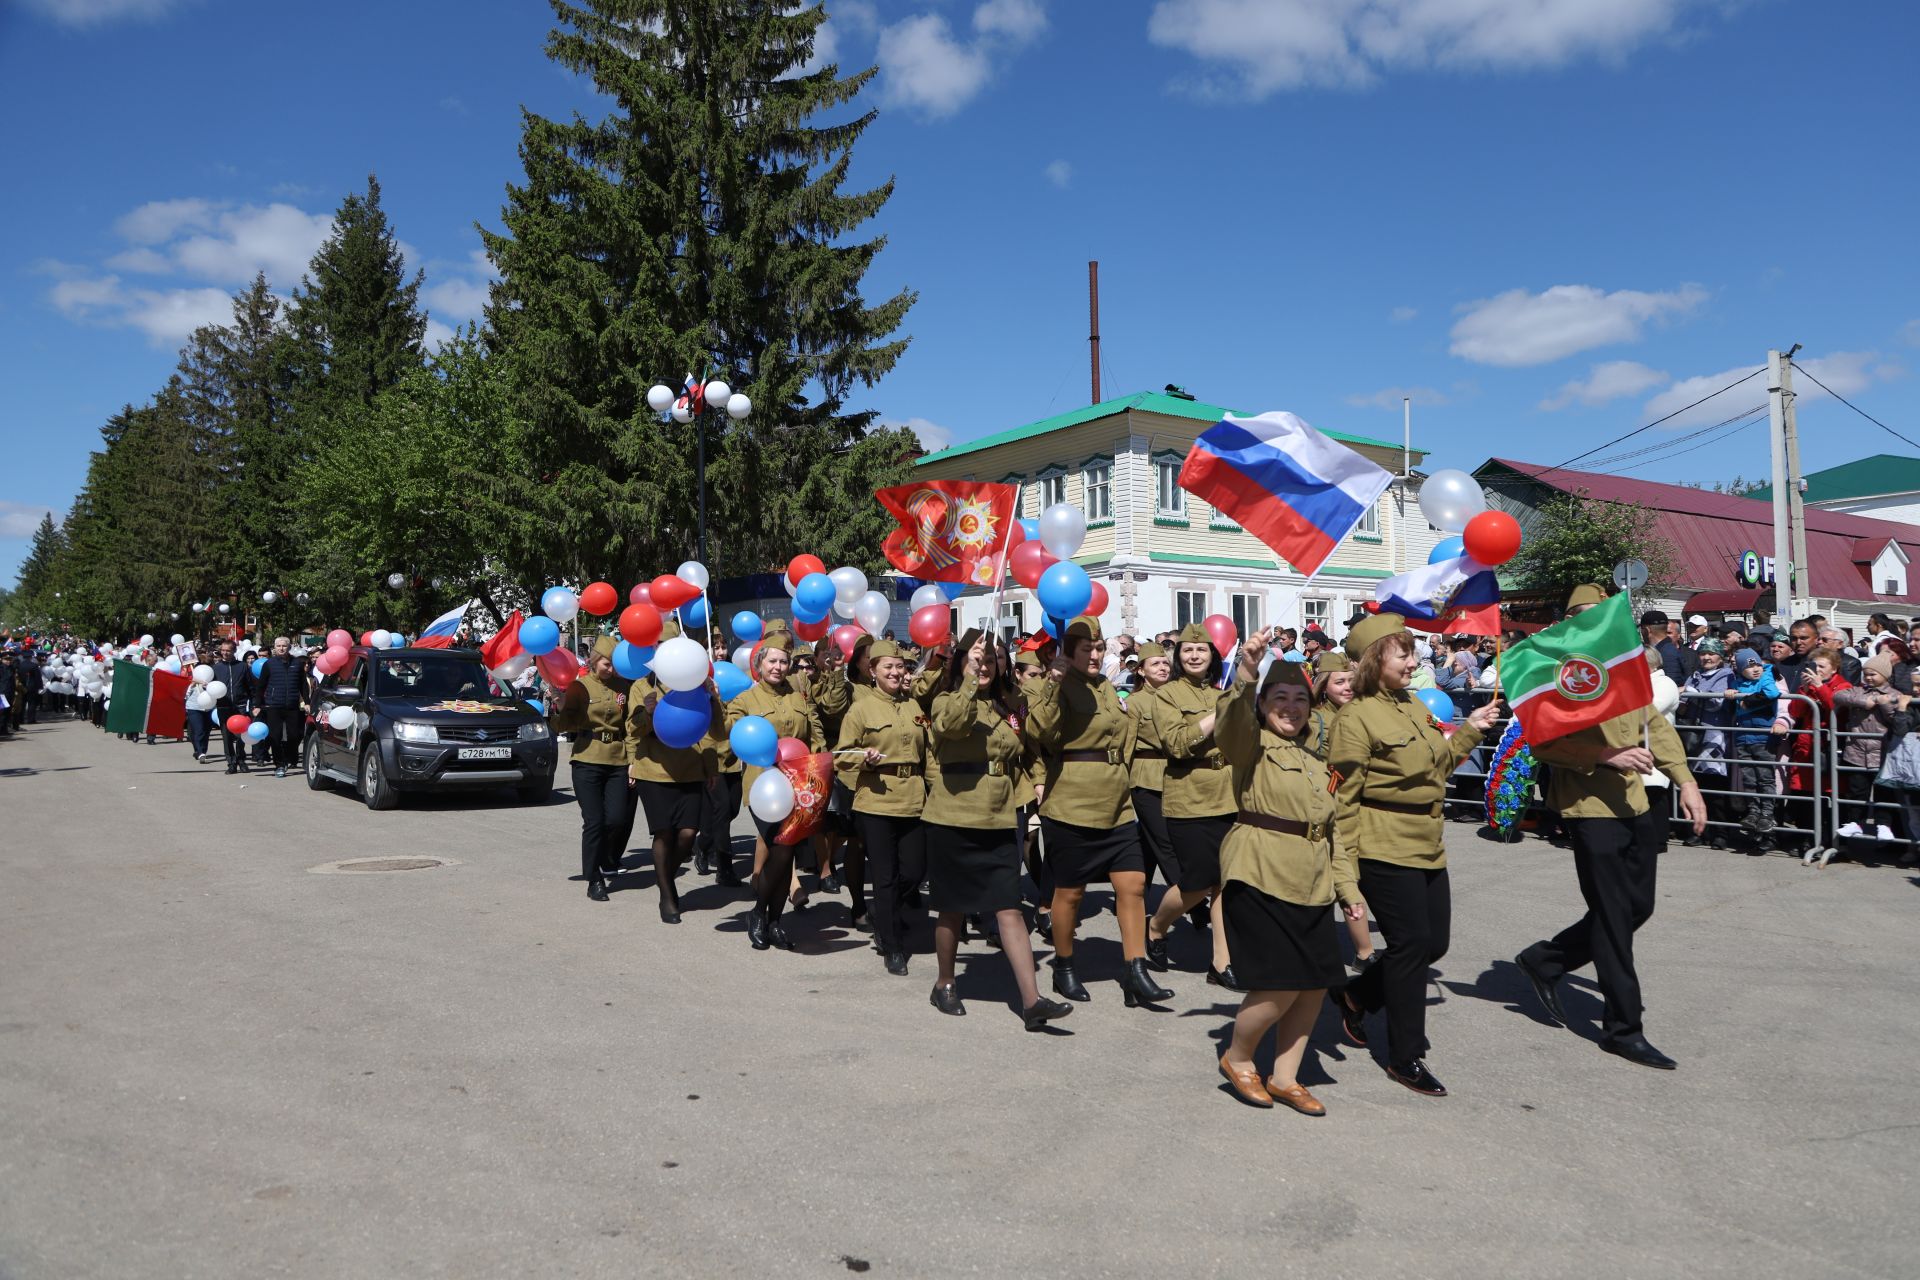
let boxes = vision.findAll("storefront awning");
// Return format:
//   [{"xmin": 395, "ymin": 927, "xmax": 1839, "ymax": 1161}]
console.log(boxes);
[{"xmin": 1684, "ymin": 588, "xmax": 1767, "ymax": 613}]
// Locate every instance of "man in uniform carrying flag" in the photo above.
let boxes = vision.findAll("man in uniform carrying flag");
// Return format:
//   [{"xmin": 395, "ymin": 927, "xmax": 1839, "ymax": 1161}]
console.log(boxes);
[{"xmin": 1505, "ymin": 585, "xmax": 1706, "ymax": 1070}]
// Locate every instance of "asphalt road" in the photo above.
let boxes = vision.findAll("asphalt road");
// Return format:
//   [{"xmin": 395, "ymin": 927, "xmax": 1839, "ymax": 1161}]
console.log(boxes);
[{"xmin": 3, "ymin": 717, "xmax": 1916, "ymax": 1279}]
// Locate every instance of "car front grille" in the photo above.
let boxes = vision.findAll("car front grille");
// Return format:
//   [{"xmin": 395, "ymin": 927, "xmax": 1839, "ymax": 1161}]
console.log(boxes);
[{"xmin": 435, "ymin": 725, "xmax": 519, "ymax": 744}]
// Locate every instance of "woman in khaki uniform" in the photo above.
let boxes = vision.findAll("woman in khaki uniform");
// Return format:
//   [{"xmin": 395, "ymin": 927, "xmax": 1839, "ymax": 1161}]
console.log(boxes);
[
  {"xmin": 1214, "ymin": 629, "xmax": 1353, "ymax": 1115},
  {"xmin": 811, "ymin": 634, "xmax": 875, "ymax": 908},
  {"xmin": 550, "ymin": 635, "xmax": 636, "ymax": 902},
  {"xmin": 1025, "ymin": 616, "xmax": 1175, "ymax": 1008},
  {"xmin": 1143, "ymin": 624, "xmax": 1240, "ymax": 990},
  {"xmin": 627, "ymin": 622, "xmax": 726, "ymax": 925},
  {"xmin": 1328, "ymin": 613, "xmax": 1499, "ymax": 1098},
  {"xmin": 834, "ymin": 640, "xmax": 928, "ymax": 975},
  {"xmin": 923, "ymin": 629, "xmax": 1074, "ymax": 1028},
  {"xmin": 1013, "ymin": 645, "xmax": 1054, "ymax": 939},
  {"xmin": 1310, "ymin": 651, "xmax": 1373, "ymax": 968},
  {"xmin": 1126, "ymin": 642, "xmax": 1180, "ymax": 894},
  {"xmin": 726, "ymin": 635, "xmax": 827, "ymax": 950},
  {"xmin": 696, "ymin": 628, "xmax": 746, "ymax": 887}
]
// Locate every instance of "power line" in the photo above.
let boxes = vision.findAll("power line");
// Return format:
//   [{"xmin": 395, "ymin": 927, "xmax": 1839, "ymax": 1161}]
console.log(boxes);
[
  {"xmin": 1599, "ymin": 410, "xmax": 1769, "ymax": 476},
  {"xmin": 1531, "ymin": 365, "xmax": 1767, "ymax": 479},
  {"xmin": 1791, "ymin": 361, "xmax": 1920, "ymax": 451},
  {"xmin": 1580, "ymin": 401, "xmax": 1768, "ymax": 469}
]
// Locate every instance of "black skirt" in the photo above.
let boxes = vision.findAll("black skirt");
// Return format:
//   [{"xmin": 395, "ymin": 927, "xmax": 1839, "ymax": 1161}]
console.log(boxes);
[
  {"xmin": 637, "ymin": 778, "xmax": 704, "ymax": 836},
  {"xmin": 1222, "ymin": 881, "xmax": 1344, "ymax": 991},
  {"xmin": 924, "ymin": 822, "xmax": 1022, "ymax": 913},
  {"xmin": 1040, "ymin": 817, "xmax": 1145, "ymax": 886},
  {"xmin": 1166, "ymin": 813, "xmax": 1231, "ymax": 892}
]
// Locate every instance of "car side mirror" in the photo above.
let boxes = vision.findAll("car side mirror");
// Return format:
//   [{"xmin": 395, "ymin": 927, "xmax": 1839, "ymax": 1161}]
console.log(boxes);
[{"xmin": 330, "ymin": 686, "xmax": 361, "ymax": 701}]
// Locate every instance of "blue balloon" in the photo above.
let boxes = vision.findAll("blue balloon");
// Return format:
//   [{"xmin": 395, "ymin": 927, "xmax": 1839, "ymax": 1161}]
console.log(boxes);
[
  {"xmin": 518, "ymin": 615, "xmax": 560, "ymax": 657},
  {"xmin": 1415, "ymin": 688, "xmax": 1457, "ymax": 724},
  {"xmin": 794, "ymin": 572, "xmax": 836, "ymax": 618},
  {"xmin": 526, "ymin": 698, "xmax": 546, "ymax": 716},
  {"xmin": 730, "ymin": 714, "xmax": 778, "ymax": 768},
  {"xmin": 1283, "ymin": 651, "xmax": 1308, "ymax": 663},
  {"xmin": 792, "ymin": 598, "xmax": 829, "ymax": 625},
  {"xmin": 1020, "ymin": 517, "xmax": 1040, "ymax": 540},
  {"xmin": 612, "ymin": 641, "xmax": 654, "ymax": 680},
  {"xmin": 541, "ymin": 586, "xmax": 575, "ymax": 617},
  {"xmin": 731, "ymin": 611, "xmax": 764, "ymax": 643},
  {"xmin": 938, "ymin": 581, "xmax": 966, "ymax": 601},
  {"xmin": 1036, "ymin": 613, "xmax": 1058, "ymax": 637},
  {"xmin": 1429, "ymin": 536, "xmax": 1467, "ymax": 565},
  {"xmin": 1036, "ymin": 561, "xmax": 1093, "ymax": 620},
  {"xmin": 652, "ymin": 688, "xmax": 713, "ymax": 749},
  {"xmin": 712, "ymin": 659, "xmax": 752, "ymax": 703},
  {"xmin": 250, "ymin": 658, "xmax": 266, "ymax": 678},
  {"xmin": 244, "ymin": 720, "xmax": 269, "ymax": 742},
  {"xmin": 679, "ymin": 595, "xmax": 709, "ymax": 630}
]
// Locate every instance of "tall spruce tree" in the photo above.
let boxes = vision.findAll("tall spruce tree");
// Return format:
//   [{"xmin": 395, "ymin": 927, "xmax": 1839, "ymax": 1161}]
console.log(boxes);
[
  {"xmin": 14, "ymin": 512, "xmax": 64, "ymax": 610},
  {"xmin": 483, "ymin": 0, "xmax": 917, "ymax": 587}
]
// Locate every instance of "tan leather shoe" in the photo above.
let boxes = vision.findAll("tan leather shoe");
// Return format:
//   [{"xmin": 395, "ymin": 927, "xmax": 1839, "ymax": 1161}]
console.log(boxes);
[
  {"xmin": 1265, "ymin": 1079, "xmax": 1326, "ymax": 1116},
  {"xmin": 1219, "ymin": 1055, "xmax": 1273, "ymax": 1108}
]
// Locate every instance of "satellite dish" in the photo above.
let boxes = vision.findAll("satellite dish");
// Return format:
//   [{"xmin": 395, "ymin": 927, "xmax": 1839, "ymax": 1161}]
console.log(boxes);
[{"xmin": 1612, "ymin": 558, "xmax": 1650, "ymax": 591}]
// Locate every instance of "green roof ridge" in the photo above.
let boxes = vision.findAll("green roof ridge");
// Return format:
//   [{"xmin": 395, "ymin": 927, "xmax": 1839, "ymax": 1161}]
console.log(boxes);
[{"xmin": 1749, "ymin": 453, "xmax": 1920, "ymax": 504}]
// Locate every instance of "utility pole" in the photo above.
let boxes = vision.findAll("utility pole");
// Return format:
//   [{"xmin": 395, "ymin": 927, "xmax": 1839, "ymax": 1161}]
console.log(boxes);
[
  {"xmin": 1782, "ymin": 346, "xmax": 1809, "ymax": 608},
  {"xmin": 1088, "ymin": 261, "xmax": 1102, "ymax": 405},
  {"xmin": 1766, "ymin": 347, "xmax": 1805, "ymax": 621}
]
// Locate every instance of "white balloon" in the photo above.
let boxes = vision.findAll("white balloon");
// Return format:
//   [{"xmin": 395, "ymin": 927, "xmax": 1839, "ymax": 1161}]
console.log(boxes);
[
  {"xmin": 671, "ymin": 405, "xmax": 693, "ymax": 424},
  {"xmin": 542, "ymin": 588, "xmax": 580, "ymax": 624},
  {"xmin": 647, "ymin": 384, "xmax": 675, "ymax": 412},
  {"xmin": 651, "ymin": 635, "xmax": 710, "ymax": 692},
  {"xmin": 206, "ymin": 680, "xmax": 228, "ymax": 701},
  {"xmin": 910, "ymin": 584, "xmax": 945, "ymax": 612},
  {"xmin": 327, "ymin": 705, "xmax": 356, "ymax": 731},
  {"xmin": 854, "ymin": 590, "xmax": 891, "ymax": 638},
  {"xmin": 1038, "ymin": 503, "xmax": 1088, "ymax": 559},
  {"xmin": 676, "ymin": 560, "xmax": 710, "ymax": 590},
  {"xmin": 493, "ymin": 653, "xmax": 534, "ymax": 682},
  {"xmin": 387, "ymin": 572, "xmax": 406, "ymax": 589},
  {"xmin": 191, "ymin": 602, "xmax": 205, "ymax": 613},
  {"xmin": 833, "ymin": 597, "xmax": 857, "ymax": 620},
  {"xmin": 732, "ymin": 644, "xmax": 754, "ymax": 670},
  {"xmin": 1418, "ymin": 469, "xmax": 1486, "ymax": 534},
  {"xmin": 171, "ymin": 633, "xmax": 186, "ymax": 646},
  {"xmin": 704, "ymin": 379, "xmax": 731, "ymax": 407},
  {"xmin": 782, "ymin": 573, "xmax": 798, "ymax": 597},
  {"xmin": 217, "ymin": 603, "xmax": 230, "ymax": 614},
  {"xmin": 748, "ymin": 768, "xmax": 796, "ymax": 823},
  {"xmin": 387, "ymin": 633, "xmax": 407, "ymax": 649},
  {"xmin": 726, "ymin": 393, "xmax": 751, "ymax": 420},
  {"xmin": 369, "ymin": 629, "xmax": 392, "ymax": 649},
  {"xmin": 191, "ymin": 664, "xmax": 214, "ymax": 684},
  {"xmin": 140, "ymin": 634, "xmax": 154, "ymax": 646},
  {"xmin": 262, "ymin": 590, "xmax": 278, "ymax": 604},
  {"xmin": 828, "ymin": 565, "xmax": 867, "ymax": 603},
  {"xmin": 158, "ymin": 656, "xmax": 182, "ymax": 675}
]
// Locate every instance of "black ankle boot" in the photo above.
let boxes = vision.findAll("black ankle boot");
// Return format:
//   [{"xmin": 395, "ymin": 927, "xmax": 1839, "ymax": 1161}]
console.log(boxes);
[
  {"xmin": 1121, "ymin": 958, "xmax": 1175, "ymax": 1007},
  {"xmin": 694, "ymin": 846, "xmax": 713, "ymax": 876},
  {"xmin": 658, "ymin": 896, "xmax": 682, "ymax": 924},
  {"xmin": 746, "ymin": 907, "xmax": 769, "ymax": 949},
  {"xmin": 587, "ymin": 878, "xmax": 609, "ymax": 902},
  {"xmin": 1051, "ymin": 958, "xmax": 1090, "ymax": 1002}
]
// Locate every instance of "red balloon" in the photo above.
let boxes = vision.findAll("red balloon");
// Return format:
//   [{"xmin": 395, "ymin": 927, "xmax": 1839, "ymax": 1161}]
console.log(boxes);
[
  {"xmin": 579, "ymin": 581, "xmax": 619, "ymax": 616},
  {"xmin": 225, "ymin": 713, "xmax": 251, "ymax": 736},
  {"xmin": 536, "ymin": 648, "xmax": 582, "ymax": 692},
  {"xmin": 775, "ymin": 736, "xmax": 810, "ymax": 765},
  {"xmin": 1086, "ymin": 581, "xmax": 1110, "ymax": 616},
  {"xmin": 1010, "ymin": 541, "xmax": 1055, "ymax": 590},
  {"xmin": 628, "ymin": 583, "xmax": 652, "ymax": 607},
  {"xmin": 326, "ymin": 628, "xmax": 352, "ymax": 650},
  {"xmin": 786, "ymin": 554, "xmax": 826, "ymax": 586},
  {"xmin": 830, "ymin": 625, "xmax": 861, "ymax": 660},
  {"xmin": 1202, "ymin": 613, "xmax": 1238, "ymax": 657},
  {"xmin": 908, "ymin": 604, "xmax": 951, "ymax": 648},
  {"xmin": 1462, "ymin": 510, "xmax": 1523, "ymax": 567},
  {"xmin": 650, "ymin": 575, "xmax": 701, "ymax": 610},
  {"xmin": 619, "ymin": 602, "xmax": 662, "ymax": 647},
  {"xmin": 1006, "ymin": 520, "xmax": 1027, "ymax": 549},
  {"xmin": 1364, "ymin": 600, "xmax": 1382, "ymax": 614},
  {"xmin": 359, "ymin": 630, "xmax": 377, "ymax": 647},
  {"xmin": 793, "ymin": 614, "xmax": 829, "ymax": 642}
]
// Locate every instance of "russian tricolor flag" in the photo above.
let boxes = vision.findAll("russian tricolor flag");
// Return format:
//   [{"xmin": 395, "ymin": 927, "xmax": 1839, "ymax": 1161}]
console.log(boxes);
[
  {"xmin": 1376, "ymin": 555, "xmax": 1503, "ymax": 635},
  {"xmin": 413, "ymin": 600, "xmax": 471, "ymax": 650},
  {"xmin": 1179, "ymin": 412, "xmax": 1393, "ymax": 576}
]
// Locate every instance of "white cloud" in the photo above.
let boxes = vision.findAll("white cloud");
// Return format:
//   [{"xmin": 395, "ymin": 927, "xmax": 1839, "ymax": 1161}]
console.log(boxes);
[
  {"xmin": 1900, "ymin": 319, "xmax": 1920, "ymax": 349},
  {"xmin": 49, "ymin": 271, "xmax": 234, "ymax": 345},
  {"xmin": 18, "ymin": 0, "xmax": 184, "ymax": 26},
  {"xmin": 1145, "ymin": 0, "xmax": 1732, "ymax": 98},
  {"xmin": 1390, "ymin": 305, "xmax": 1417, "ymax": 324},
  {"xmin": 1345, "ymin": 386, "xmax": 1447, "ymax": 410},
  {"xmin": 1638, "ymin": 351, "xmax": 1904, "ymax": 430},
  {"xmin": 975, "ymin": 0, "xmax": 1047, "ymax": 41},
  {"xmin": 1044, "ymin": 159, "xmax": 1072, "ymax": 188},
  {"xmin": 103, "ymin": 247, "xmax": 174, "ymax": 274},
  {"xmin": 0, "ymin": 501, "xmax": 57, "ymax": 539},
  {"xmin": 169, "ymin": 203, "xmax": 335, "ymax": 286},
  {"xmin": 1539, "ymin": 360, "xmax": 1671, "ymax": 410},
  {"xmin": 424, "ymin": 319, "xmax": 457, "ymax": 352},
  {"xmin": 1795, "ymin": 350, "xmax": 1906, "ymax": 401},
  {"xmin": 886, "ymin": 416, "xmax": 955, "ymax": 451},
  {"xmin": 423, "ymin": 249, "xmax": 497, "ymax": 327},
  {"xmin": 115, "ymin": 197, "xmax": 220, "ymax": 245},
  {"xmin": 1449, "ymin": 282, "xmax": 1706, "ymax": 367},
  {"xmin": 877, "ymin": 1, "xmax": 1049, "ymax": 118}
]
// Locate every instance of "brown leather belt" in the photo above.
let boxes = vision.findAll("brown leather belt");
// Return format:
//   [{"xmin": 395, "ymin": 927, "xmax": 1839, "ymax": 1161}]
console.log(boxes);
[
  {"xmin": 594, "ymin": 730, "xmax": 623, "ymax": 743},
  {"xmin": 1132, "ymin": 749, "xmax": 1165, "ymax": 760},
  {"xmin": 1361, "ymin": 797, "xmax": 1440, "ymax": 817},
  {"xmin": 939, "ymin": 761, "xmax": 1006, "ymax": 777},
  {"xmin": 863, "ymin": 763, "xmax": 922, "ymax": 779},
  {"xmin": 1062, "ymin": 748, "xmax": 1123, "ymax": 764},
  {"xmin": 1235, "ymin": 810, "xmax": 1329, "ymax": 841}
]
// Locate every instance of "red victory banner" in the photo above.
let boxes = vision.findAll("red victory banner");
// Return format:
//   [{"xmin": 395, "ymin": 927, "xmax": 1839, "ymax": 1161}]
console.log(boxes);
[{"xmin": 875, "ymin": 481, "xmax": 1017, "ymax": 587}]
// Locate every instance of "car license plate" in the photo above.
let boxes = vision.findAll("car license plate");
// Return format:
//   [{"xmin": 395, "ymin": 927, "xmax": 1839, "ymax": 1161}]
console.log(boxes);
[{"xmin": 458, "ymin": 746, "xmax": 512, "ymax": 760}]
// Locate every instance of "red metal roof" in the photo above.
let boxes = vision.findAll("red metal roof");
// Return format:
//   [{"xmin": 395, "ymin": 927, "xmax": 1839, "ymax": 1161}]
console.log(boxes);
[{"xmin": 1483, "ymin": 458, "xmax": 1920, "ymax": 605}]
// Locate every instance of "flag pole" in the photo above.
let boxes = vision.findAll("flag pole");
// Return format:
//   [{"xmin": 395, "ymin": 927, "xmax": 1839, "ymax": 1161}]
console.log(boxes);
[{"xmin": 984, "ymin": 482, "xmax": 1022, "ymax": 644}]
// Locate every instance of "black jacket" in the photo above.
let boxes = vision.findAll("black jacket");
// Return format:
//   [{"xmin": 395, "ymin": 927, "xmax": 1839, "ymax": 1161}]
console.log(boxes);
[
  {"xmin": 208, "ymin": 657, "xmax": 253, "ymax": 712},
  {"xmin": 257, "ymin": 654, "xmax": 307, "ymax": 708}
]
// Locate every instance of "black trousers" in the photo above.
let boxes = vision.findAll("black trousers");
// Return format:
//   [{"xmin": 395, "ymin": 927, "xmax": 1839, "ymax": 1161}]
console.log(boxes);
[
  {"xmin": 217, "ymin": 707, "xmax": 247, "ymax": 767},
  {"xmin": 261, "ymin": 705, "xmax": 302, "ymax": 767},
  {"xmin": 1132, "ymin": 787, "xmax": 1179, "ymax": 889},
  {"xmin": 857, "ymin": 812, "xmax": 926, "ymax": 955},
  {"xmin": 572, "ymin": 761, "xmax": 638, "ymax": 881},
  {"xmin": 185, "ymin": 708, "xmax": 213, "ymax": 756},
  {"xmin": 1521, "ymin": 815, "xmax": 1657, "ymax": 1046},
  {"xmin": 702, "ymin": 772, "xmax": 743, "ymax": 858},
  {"xmin": 1345, "ymin": 861, "xmax": 1451, "ymax": 1070}
]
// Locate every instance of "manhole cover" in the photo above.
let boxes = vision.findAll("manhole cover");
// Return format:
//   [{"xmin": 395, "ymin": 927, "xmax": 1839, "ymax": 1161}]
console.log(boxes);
[{"xmin": 308, "ymin": 856, "xmax": 461, "ymax": 875}]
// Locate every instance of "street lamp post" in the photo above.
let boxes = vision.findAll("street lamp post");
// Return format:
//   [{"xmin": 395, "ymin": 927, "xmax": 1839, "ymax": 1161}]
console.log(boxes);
[{"xmin": 645, "ymin": 374, "xmax": 751, "ymax": 567}]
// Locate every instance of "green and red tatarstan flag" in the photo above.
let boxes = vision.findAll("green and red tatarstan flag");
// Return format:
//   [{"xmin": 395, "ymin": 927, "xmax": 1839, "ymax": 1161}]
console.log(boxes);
[
  {"xmin": 1501, "ymin": 592, "xmax": 1653, "ymax": 744},
  {"xmin": 104, "ymin": 661, "xmax": 192, "ymax": 739}
]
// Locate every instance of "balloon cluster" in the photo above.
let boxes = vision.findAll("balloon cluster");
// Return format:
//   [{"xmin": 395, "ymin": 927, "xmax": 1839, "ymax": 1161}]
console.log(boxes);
[
  {"xmin": 1011, "ymin": 503, "xmax": 1109, "ymax": 622},
  {"xmin": 782, "ymin": 556, "xmax": 891, "ymax": 642},
  {"xmin": 1418, "ymin": 469, "xmax": 1523, "ymax": 567},
  {"xmin": 727, "ymin": 716, "xmax": 813, "ymax": 821}
]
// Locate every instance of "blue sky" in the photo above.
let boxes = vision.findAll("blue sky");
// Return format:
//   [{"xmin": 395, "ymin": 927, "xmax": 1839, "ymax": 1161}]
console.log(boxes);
[{"xmin": 4, "ymin": 0, "xmax": 1917, "ymax": 583}]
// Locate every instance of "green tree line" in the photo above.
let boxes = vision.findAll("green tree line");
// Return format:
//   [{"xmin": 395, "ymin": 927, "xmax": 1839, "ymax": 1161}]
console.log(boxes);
[{"xmin": 6, "ymin": 1, "xmax": 921, "ymax": 640}]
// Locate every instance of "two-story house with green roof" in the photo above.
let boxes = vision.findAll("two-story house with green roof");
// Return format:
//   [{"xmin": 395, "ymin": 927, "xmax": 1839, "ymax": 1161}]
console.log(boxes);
[
  {"xmin": 911, "ymin": 387, "xmax": 1446, "ymax": 642},
  {"xmin": 1749, "ymin": 454, "xmax": 1920, "ymax": 526}
]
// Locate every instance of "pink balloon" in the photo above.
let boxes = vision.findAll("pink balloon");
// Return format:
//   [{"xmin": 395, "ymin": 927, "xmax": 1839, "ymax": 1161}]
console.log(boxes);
[{"xmin": 326, "ymin": 628, "xmax": 352, "ymax": 650}]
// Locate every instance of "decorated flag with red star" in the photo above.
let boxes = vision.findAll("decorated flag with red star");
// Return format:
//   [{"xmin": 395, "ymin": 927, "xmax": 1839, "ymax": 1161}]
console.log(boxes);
[{"xmin": 875, "ymin": 481, "xmax": 1018, "ymax": 587}]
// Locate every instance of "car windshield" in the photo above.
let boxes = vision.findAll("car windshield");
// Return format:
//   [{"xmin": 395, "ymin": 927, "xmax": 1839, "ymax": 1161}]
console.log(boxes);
[{"xmin": 368, "ymin": 655, "xmax": 495, "ymax": 702}]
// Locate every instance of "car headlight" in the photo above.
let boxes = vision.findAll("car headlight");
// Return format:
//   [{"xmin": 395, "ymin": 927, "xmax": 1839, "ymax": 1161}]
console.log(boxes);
[
  {"xmin": 518, "ymin": 721, "xmax": 551, "ymax": 741},
  {"xmin": 393, "ymin": 721, "xmax": 440, "ymax": 744}
]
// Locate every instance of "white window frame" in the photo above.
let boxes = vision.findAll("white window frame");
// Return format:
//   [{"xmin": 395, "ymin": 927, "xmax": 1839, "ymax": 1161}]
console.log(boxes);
[
  {"xmin": 1082, "ymin": 458, "xmax": 1112, "ymax": 522},
  {"xmin": 1175, "ymin": 590, "xmax": 1208, "ymax": 629},
  {"xmin": 1355, "ymin": 501, "xmax": 1380, "ymax": 535},
  {"xmin": 1037, "ymin": 467, "xmax": 1067, "ymax": 509},
  {"xmin": 1301, "ymin": 597, "xmax": 1330, "ymax": 631},
  {"xmin": 1230, "ymin": 593, "xmax": 1263, "ymax": 638},
  {"xmin": 1155, "ymin": 455, "xmax": 1186, "ymax": 518}
]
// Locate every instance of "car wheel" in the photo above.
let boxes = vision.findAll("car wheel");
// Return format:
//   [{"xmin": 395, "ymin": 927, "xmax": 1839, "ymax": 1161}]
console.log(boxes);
[
  {"xmin": 360, "ymin": 744, "xmax": 399, "ymax": 811},
  {"xmin": 304, "ymin": 734, "xmax": 331, "ymax": 791},
  {"xmin": 517, "ymin": 773, "xmax": 554, "ymax": 805}
]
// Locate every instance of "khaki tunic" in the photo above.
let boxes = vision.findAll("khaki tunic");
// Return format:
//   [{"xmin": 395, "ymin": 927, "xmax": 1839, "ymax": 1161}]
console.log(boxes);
[
  {"xmin": 625, "ymin": 677, "xmax": 723, "ymax": 783},
  {"xmin": 1215, "ymin": 679, "xmax": 1349, "ymax": 908},
  {"xmin": 552, "ymin": 672, "xmax": 632, "ymax": 767},
  {"xmin": 834, "ymin": 689, "xmax": 929, "ymax": 817},
  {"xmin": 1151, "ymin": 674, "xmax": 1235, "ymax": 819},
  {"xmin": 924, "ymin": 686, "xmax": 1027, "ymax": 828},
  {"xmin": 1533, "ymin": 710, "xmax": 1695, "ymax": 819},
  {"xmin": 1328, "ymin": 690, "xmax": 1484, "ymax": 884},
  {"xmin": 1127, "ymin": 681, "xmax": 1171, "ymax": 791},
  {"xmin": 1301, "ymin": 706, "xmax": 1337, "ymax": 764},
  {"xmin": 1024, "ymin": 670, "xmax": 1137, "ymax": 828},
  {"xmin": 726, "ymin": 680, "xmax": 826, "ymax": 790}
]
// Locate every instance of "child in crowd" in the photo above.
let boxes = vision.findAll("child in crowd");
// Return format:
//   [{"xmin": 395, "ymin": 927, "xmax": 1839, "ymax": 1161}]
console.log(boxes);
[
  {"xmin": 1679, "ymin": 638, "xmax": 1733, "ymax": 846},
  {"xmin": 1725, "ymin": 647, "xmax": 1782, "ymax": 841}
]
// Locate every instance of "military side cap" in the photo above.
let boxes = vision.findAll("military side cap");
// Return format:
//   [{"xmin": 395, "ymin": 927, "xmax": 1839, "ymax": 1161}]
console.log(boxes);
[
  {"xmin": 1135, "ymin": 641, "xmax": 1167, "ymax": 659},
  {"xmin": 1174, "ymin": 622, "xmax": 1210, "ymax": 647},
  {"xmin": 1014, "ymin": 648, "xmax": 1043, "ymax": 668},
  {"xmin": 1565, "ymin": 583, "xmax": 1609, "ymax": 612},
  {"xmin": 591, "ymin": 634, "xmax": 619, "ymax": 661},
  {"xmin": 1261, "ymin": 655, "xmax": 1312, "ymax": 692},
  {"xmin": 1313, "ymin": 651, "xmax": 1351, "ymax": 674},
  {"xmin": 1343, "ymin": 611, "xmax": 1407, "ymax": 660},
  {"xmin": 791, "ymin": 641, "xmax": 813, "ymax": 656},
  {"xmin": 867, "ymin": 639, "xmax": 906, "ymax": 662},
  {"xmin": 1064, "ymin": 616, "xmax": 1102, "ymax": 647},
  {"xmin": 759, "ymin": 633, "xmax": 793, "ymax": 656}
]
